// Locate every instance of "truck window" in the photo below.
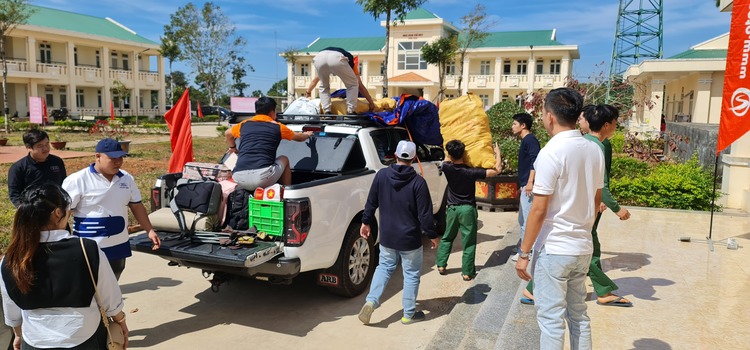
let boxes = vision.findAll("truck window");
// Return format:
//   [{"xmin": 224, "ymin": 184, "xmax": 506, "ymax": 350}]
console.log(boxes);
[{"xmin": 371, "ymin": 128, "xmax": 444, "ymax": 164}]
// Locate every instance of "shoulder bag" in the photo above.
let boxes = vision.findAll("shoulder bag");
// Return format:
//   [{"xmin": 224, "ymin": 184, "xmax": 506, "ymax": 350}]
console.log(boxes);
[{"xmin": 80, "ymin": 238, "xmax": 125, "ymax": 350}]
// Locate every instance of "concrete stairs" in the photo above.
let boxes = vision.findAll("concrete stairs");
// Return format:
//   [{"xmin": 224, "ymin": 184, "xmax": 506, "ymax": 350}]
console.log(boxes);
[{"xmin": 427, "ymin": 225, "xmax": 540, "ymax": 350}]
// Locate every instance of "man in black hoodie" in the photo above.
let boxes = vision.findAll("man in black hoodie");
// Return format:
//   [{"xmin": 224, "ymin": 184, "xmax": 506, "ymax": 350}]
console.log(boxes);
[{"xmin": 358, "ymin": 140, "xmax": 439, "ymax": 326}]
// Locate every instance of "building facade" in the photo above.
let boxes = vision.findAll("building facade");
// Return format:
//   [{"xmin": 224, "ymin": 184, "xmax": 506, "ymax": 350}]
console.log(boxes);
[
  {"xmin": 624, "ymin": 1, "xmax": 750, "ymax": 213},
  {"xmin": 285, "ymin": 8, "xmax": 579, "ymax": 108},
  {"xmin": 2, "ymin": 5, "xmax": 166, "ymax": 119}
]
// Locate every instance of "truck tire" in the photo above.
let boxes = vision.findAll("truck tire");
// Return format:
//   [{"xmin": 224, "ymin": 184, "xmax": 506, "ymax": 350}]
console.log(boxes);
[{"xmin": 327, "ymin": 219, "xmax": 377, "ymax": 297}]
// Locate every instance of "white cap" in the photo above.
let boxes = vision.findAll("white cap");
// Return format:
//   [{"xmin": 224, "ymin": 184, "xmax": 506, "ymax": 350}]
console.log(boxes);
[{"xmin": 395, "ymin": 140, "xmax": 416, "ymax": 159}]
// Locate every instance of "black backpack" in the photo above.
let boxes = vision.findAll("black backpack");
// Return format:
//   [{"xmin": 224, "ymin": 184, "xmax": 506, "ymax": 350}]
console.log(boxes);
[{"xmin": 225, "ymin": 188, "xmax": 252, "ymax": 230}]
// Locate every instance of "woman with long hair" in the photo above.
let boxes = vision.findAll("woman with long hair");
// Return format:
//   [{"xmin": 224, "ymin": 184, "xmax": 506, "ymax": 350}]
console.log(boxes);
[{"xmin": 0, "ymin": 183, "xmax": 127, "ymax": 349}]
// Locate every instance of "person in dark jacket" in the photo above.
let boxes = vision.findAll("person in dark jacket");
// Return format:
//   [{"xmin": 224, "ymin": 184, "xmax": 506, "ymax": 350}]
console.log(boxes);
[
  {"xmin": 436, "ymin": 140, "xmax": 502, "ymax": 281},
  {"xmin": 7, "ymin": 129, "xmax": 67, "ymax": 207},
  {"xmin": 358, "ymin": 140, "xmax": 439, "ymax": 325}
]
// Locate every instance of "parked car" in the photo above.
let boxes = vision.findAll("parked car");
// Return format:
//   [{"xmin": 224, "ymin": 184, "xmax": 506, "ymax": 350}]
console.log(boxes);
[{"xmin": 201, "ymin": 106, "xmax": 232, "ymax": 120}]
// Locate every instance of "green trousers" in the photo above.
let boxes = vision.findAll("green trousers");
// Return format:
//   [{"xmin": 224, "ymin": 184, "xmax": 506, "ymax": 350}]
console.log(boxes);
[
  {"xmin": 526, "ymin": 212, "xmax": 619, "ymax": 296},
  {"xmin": 436, "ymin": 205, "xmax": 478, "ymax": 277}
]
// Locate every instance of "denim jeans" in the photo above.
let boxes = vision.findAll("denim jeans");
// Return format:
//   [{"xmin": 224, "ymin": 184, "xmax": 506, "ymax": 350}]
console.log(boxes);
[
  {"xmin": 365, "ymin": 245, "xmax": 423, "ymax": 319},
  {"xmin": 532, "ymin": 248, "xmax": 592, "ymax": 350},
  {"xmin": 518, "ymin": 191, "xmax": 533, "ymax": 249}
]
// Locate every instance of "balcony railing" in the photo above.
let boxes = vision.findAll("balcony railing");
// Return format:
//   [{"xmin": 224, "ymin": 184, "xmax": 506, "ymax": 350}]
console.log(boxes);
[
  {"xmin": 139, "ymin": 72, "xmax": 159, "ymax": 86},
  {"xmin": 109, "ymin": 69, "xmax": 133, "ymax": 82},
  {"xmin": 75, "ymin": 67, "xmax": 102, "ymax": 82},
  {"xmin": 368, "ymin": 75, "xmax": 384, "ymax": 84},
  {"xmin": 6, "ymin": 59, "xmax": 29, "ymax": 72},
  {"xmin": 294, "ymin": 76, "xmax": 312, "ymax": 88},
  {"xmin": 468, "ymin": 75, "xmax": 495, "ymax": 88},
  {"xmin": 77, "ymin": 108, "xmax": 104, "ymax": 116},
  {"xmin": 502, "ymin": 74, "xmax": 528, "ymax": 87},
  {"xmin": 36, "ymin": 63, "xmax": 68, "ymax": 76},
  {"xmin": 534, "ymin": 74, "xmax": 562, "ymax": 87}
]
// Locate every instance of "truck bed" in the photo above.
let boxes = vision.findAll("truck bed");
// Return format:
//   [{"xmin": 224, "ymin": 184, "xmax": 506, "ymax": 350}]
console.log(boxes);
[{"xmin": 131, "ymin": 232, "xmax": 285, "ymax": 271}]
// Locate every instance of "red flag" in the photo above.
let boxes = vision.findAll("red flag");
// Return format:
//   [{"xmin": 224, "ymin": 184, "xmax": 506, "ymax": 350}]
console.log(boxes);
[
  {"xmin": 42, "ymin": 99, "xmax": 48, "ymax": 124},
  {"xmin": 110, "ymin": 100, "xmax": 116, "ymax": 120},
  {"xmin": 197, "ymin": 101, "xmax": 204, "ymax": 118},
  {"xmin": 164, "ymin": 89, "xmax": 194, "ymax": 173},
  {"xmin": 718, "ymin": 0, "xmax": 750, "ymax": 155}
]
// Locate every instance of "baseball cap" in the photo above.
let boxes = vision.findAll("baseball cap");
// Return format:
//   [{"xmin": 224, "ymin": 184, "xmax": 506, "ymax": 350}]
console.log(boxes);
[
  {"xmin": 95, "ymin": 138, "xmax": 128, "ymax": 158},
  {"xmin": 395, "ymin": 140, "xmax": 416, "ymax": 159}
]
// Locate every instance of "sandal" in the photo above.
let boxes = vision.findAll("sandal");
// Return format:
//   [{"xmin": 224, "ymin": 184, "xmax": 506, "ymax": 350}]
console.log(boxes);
[
  {"xmin": 437, "ymin": 266, "xmax": 447, "ymax": 275},
  {"xmin": 462, "ymin": 274, "xmax": 475, "ymax": 281}
]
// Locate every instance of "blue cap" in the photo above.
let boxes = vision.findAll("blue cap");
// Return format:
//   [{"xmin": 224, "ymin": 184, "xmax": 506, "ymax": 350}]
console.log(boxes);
[{"xmin": 95, "ymin": 138, "xmax": 128, "ymax": 158}]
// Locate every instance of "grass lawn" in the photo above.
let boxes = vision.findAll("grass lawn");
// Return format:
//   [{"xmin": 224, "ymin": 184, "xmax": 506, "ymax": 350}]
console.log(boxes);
[{"xmin": 0, "ymin": 134, "xmax": 227, "ymax": 250}]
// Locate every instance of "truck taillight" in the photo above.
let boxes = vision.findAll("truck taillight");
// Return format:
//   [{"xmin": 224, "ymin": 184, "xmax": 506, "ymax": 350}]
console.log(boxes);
[{"xmin": 285, "ymin": 199, "xmax": 311, "ymax": 246}]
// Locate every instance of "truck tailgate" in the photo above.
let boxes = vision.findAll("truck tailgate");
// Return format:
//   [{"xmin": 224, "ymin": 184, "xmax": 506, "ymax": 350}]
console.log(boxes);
[{"xmin": 130, "ymin": 232, "xmax": 283, "ymax": 268}]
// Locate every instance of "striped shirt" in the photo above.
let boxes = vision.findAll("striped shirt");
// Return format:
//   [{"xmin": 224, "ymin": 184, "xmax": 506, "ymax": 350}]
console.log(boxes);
[{"xmin": 63, "ymin": 164, "xmax": 141, "ymax": 260}]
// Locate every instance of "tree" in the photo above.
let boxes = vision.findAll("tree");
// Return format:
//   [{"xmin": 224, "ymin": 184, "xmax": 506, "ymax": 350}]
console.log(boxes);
[
  {"xmin": 251, "ymin": 89, "xmax": 263, "ymax": 97},
  {"xmin": 281, "ymin": 47, "xmax": 300, "ymax": 100},
  {"xmin": 230, "ymin": 53, "xmax": 253, "ymax": 97},
  {"xmin": 159, "ymin": 28, "xmax": 181, "ymax": 104},
  {"xmin": 267, "ymin": 78, "xmax": 288, "ymax": 97},
  {"xmin": 456, "ymin": 4, "xmax": 493, "ymax": 96},
  {"xmin": 421, "ymin": 35, "xmax": 457, "ymax": 102},
  {"xmin": 110, "ymin": 80, "xmax": 131, "ymax": 119},
  {"xmin": 356, "ymin": 0, "xmax": 426, "ymax": 97},
  {"xmin": 165, "ymin": 2, "xmax": 247, "ymax": 105},
  {"xmin": 1, "ymin": 0, "xmax": 34, "ymax": 133}
]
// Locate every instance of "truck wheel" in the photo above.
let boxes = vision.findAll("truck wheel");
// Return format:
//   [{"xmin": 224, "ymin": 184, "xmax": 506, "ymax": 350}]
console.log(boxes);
[{"xmin": 327, "ymin": 220, "xmax": 376, "ymax": 297}]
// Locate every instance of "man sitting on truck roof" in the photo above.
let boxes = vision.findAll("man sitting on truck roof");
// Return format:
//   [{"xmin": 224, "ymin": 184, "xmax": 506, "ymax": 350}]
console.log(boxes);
[{"xmin": 225, "ymin": 96, "xmax": 312, "ymax": 191}]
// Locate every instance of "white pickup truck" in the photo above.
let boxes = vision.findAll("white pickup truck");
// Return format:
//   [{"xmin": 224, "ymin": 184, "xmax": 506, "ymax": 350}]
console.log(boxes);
[{"xmin": 130, "ymin": 116, "xmax": 447, "ymax": 297}]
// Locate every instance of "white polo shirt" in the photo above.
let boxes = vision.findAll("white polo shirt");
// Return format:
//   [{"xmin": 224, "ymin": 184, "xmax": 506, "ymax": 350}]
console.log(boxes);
[
  {"xmin": 532, "ymin": 130, "xmax": 604, "ymax": 255},
  {"xmin": 62, "ymin": 164, "xmax": 142, "ymax": 260}
]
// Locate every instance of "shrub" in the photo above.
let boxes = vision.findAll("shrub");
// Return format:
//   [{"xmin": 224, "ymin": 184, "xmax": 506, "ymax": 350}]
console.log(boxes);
[
  {"xmin": 486, "ymin": 101, "xmax": 551, "ymax": 174},
  {"xmin": 11, "ymin": 122, "xmax": 36, "ymax": 132},
  {"xmin": 610, "ymin": 130, "xmax": 625, "ymax": 154},
  {"xmin": 610, "ymin": 156, "xmax": 650, "ymax": 179},
  {"xmin": 216, "ymin": 125, "xmax": 228, "ymax": 137},
  {"xmin": 141, "ymin": 124, "xmax": 169, "ymax": 133},
  {"xmin": 610, "ymin": 155, "xmax": 720, "ymax": 211}
]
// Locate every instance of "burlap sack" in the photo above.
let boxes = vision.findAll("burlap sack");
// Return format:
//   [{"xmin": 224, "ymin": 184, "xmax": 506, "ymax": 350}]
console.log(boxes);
[{"xmin": 438, "ymin": 94, "xmax": 495, "ymax": 168}]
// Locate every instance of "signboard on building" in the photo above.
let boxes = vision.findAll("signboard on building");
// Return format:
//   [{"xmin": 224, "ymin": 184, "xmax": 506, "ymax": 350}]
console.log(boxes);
[
  {"xmin": 29, "ymin": 97, "xmax": 44, "ymax": 124},
  {"xmin": 230, "ymin": 97, "xmax": 258, "ymax": 113}
]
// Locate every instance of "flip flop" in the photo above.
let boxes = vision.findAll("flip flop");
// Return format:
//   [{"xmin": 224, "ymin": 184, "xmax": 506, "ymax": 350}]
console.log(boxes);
[
  {"xmin": 520, "ymin": 297, "xmax": 535, "ymax": 305},
  {"xmin": 596, "ymin": 296, "xmax": 633, "ymax": 307},
  {"xmin": 437, "ymin": 266, "xmax": 447, "ymax": 275},
  {"xmin": 462, "ymin": 274, "xmax": 475, "ymax": 281}
]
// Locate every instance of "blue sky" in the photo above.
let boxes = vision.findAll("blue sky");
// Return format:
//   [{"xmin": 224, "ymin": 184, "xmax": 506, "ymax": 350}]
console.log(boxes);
[{"xmin": 33, "ymin": 0, "xmax": 730, "ymax": 94}]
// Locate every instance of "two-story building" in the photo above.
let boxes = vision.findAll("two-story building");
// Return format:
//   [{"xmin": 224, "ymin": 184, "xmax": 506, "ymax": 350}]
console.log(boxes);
[
  {"xmin": 285, "ymin": 8, "xmax": 579, "ymax": 107},
  {"xmin": 2, "ymin": 5, "xmax": 166, "ymax": 119},
  {"xmin": 624, "ymin": 0, "xmax": 750, "ymax": 213}
]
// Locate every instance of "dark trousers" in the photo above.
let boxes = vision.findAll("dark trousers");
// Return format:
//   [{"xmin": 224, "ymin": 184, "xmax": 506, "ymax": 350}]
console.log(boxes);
[{"xmin": 109, "ymin": 258, "xmax": 126, "ymax": 281}]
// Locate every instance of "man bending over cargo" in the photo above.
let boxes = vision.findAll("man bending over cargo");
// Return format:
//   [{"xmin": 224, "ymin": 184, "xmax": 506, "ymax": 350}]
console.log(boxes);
[{"xmin": 225, "ymin": 96, "xmax": 312, "ymax": 191}]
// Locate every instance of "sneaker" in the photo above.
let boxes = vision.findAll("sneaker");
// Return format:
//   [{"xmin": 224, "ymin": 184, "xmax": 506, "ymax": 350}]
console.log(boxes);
[
  {"xmin": 401, "ymin": 310, "xmax": 425, "ymax": 325},
  {"xmin": 358, "ymin": 302, "xmax": 375, "ymax": 325},
  {"xmin": 511, "ymin": 253, "xmax": 519, "ymax": 262}
]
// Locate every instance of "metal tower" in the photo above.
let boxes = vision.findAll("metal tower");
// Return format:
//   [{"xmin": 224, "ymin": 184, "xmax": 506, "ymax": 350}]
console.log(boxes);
[{"xmin": 609, "ymin": 0, "xmax": 664, "ymax": 79}]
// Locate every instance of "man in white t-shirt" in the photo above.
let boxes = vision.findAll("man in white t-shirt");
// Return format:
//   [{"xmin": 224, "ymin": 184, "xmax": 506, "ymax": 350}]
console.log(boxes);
[
  {"xmin": 515, "ymin": 88, "xmax": 604, "ymax": 350},
  {"xmin": 63, "ymin": 138, "xmax": 161, "ymax": 280}
]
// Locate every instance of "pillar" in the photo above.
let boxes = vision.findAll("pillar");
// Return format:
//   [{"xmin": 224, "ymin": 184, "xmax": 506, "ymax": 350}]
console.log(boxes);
[
  {"xmin": 67, "ymin": 42, "xmax": 77, "ymax": 112},
  {"xmin": 494, "ymin": 58, "xmax": 503, "ymax": 103},
  {"xmin": 694, "ymin": 74, "xmax": 713, "ymax": 123},
  {"xmin": 462, "ymin": 58, "xmax": 470, "ymax": 95}
]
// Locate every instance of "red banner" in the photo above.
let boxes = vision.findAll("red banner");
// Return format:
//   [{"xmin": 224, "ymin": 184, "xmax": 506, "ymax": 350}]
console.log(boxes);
[
  {"xmin": 197, "ymin": 101, "xmax": 204, "ymax": 118},
  {"xmin": 718, "ymin": 0, "xmax": 750, "ymax": 155},
  {"xmin": 164, "ymin": 89, "xmax": 194, "ymax": 173},
  {"xmin": 110, "ymin": 101, "xmax": 116, "ymax": 120}
]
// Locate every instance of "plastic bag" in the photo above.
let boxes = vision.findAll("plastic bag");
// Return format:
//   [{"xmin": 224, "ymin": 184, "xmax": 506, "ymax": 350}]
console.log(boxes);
[{"xmin": 438, "ymin": 93, "xmax": 495, "ymax": 168}]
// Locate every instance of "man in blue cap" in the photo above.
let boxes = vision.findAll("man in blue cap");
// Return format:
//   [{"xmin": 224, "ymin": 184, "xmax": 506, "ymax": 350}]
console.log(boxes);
[{"xmin": 63, "ymin": 138, "xmax": 161, "ymax": 280}]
